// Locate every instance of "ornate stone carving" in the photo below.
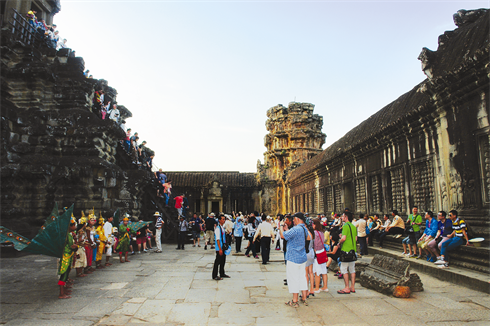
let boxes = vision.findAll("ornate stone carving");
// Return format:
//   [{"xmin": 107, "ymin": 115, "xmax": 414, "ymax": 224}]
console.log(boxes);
[
  {"xmin": 355, "ymin": 178, "xmax": 367, "ymax": 213},
  {"xmin": 334, "ymin": 185, "xmax": 342, "ymax": 213},
  {"xmin": 318, "ymin": 188, "xmax": 325, "ymax": 214},
  {"xmin": 478, "ymin": 134, "xmax": 490, "ymax": 204},
  {"xmin": 390, "ymin": 167, "xmax": 406, "ymax": 213},
  {"xmin": 410, "ymin": 160, "xmax": 435, "ymax": 211},
  {"xmin": 326, "ymin": 187, "xmax": 334, "ymax": 213},
  {"xmin": 370, "ymin": 175, "xmax": 382, "ymax": 212}
]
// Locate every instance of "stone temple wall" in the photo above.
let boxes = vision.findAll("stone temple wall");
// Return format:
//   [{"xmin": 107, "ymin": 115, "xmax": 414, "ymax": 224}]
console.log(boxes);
[
  {"xmin": 286, "ymin": 9, "xmax": 489, "ymax": 238},
  {"xmin": 0, "ymin": 38, "xmax": 158, "ymax": 238}
]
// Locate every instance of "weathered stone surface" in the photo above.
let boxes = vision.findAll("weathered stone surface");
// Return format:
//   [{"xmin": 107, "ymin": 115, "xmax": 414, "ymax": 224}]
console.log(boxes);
[
  {"xmin": 360, "ymin": 254, "xmax": 410, "ymax": 295},
  {"xmin": 407, "ymin": 273, "xmax": 424, "ymax": 292},
  {"xmin": 0, "ymin": 14, "xmax": 166, "ymax": 238}
]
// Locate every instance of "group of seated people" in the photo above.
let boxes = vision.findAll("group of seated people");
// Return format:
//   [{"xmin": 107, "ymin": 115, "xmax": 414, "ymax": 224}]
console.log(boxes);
[
  {"xmin": 26, "ymin": 10, "xmax": 66, "ymax": 49},
  {"xmin": 326, "ymin": 206, "xmax": 471, "ymax": 269}
]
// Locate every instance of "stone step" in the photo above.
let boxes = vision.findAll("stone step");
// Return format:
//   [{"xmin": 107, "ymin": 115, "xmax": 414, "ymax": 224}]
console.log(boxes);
[{"xmin": 366, "ymin": 246, "xmax": 490, "ymax": 293}]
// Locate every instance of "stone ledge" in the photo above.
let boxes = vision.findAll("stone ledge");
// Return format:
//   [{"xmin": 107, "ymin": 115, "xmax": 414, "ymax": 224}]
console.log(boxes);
[{"xmin": 368, "ymin": 246, "xmax": 490, "ymax": 294}]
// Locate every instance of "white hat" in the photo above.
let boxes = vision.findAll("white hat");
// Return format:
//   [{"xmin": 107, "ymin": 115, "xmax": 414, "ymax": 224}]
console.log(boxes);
[{"xmin": 153, "ymin": 211, "xmax": 161, "ymax": 216}]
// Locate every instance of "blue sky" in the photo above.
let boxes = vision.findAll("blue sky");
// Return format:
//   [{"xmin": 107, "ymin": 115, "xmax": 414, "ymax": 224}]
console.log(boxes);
[{"xmin": 54, "ymin": 0, "xmax": 488, "ymax": 172}]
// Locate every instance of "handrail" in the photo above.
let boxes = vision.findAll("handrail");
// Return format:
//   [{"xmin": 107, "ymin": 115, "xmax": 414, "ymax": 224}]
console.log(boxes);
[{"xmin": 6, "ymin": 8, "xmax": 49, "ymax": 48}]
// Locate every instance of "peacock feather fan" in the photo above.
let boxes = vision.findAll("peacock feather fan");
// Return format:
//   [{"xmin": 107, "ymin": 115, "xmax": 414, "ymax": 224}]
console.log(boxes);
[
  {"xmin": 23, "ymin": 204, "xmax": 74, "ymax": 258},
  {"xmin": 0, "ymin": 226, "xmax": 31, "ymax": 251}
]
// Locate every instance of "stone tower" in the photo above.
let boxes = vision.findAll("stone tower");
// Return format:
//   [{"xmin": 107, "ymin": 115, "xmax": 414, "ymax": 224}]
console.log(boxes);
[{"xmin": 258, "ymin": 102, "xmax": 326, "ymax": 214}]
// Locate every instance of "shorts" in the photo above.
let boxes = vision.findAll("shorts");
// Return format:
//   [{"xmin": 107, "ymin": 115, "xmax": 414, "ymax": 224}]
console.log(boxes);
[
  {"xmin": 286, "ymin": 261, "xmax": 308, "ymax": 293},
  {"xmin": 340, "ymin": 261, "xmax": 356, "ymax": 275},
  {"xmin": 136, "ymin": 236, "xmax": 146, "ymax": 245},
  {"xmin": 206, "ymin": 230, "xmax": 214, "ymax": 244},
  {"xmin": 192, "ymin": 230, "xmax": 200, "ymax": 239}
]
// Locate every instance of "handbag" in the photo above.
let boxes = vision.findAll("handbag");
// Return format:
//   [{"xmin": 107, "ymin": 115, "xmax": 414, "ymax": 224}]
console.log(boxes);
[
  {"xmin": 219, "ymin": 225, "xmax": 229, "ymax": 252},
  {"xmin": 340, "ymin": 223, "xmax": 357, "ymax": 262},
  {"xmin": 315, "ymin": 248, "xmax": 328, "ymax": 264}
]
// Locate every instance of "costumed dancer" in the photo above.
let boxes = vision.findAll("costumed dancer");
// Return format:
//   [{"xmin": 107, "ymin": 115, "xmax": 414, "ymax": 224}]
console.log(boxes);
[
  {"xmin": 58, "ymin": 217, "xmax": 78, "ymax": 299},
  {"xmin": 95, "ymin": 214, "xmax": 108, "ymax": 269},
  {"xmin": 103, "ymin": 214, "xmax": 115, "ymax": 266},
  {"xmin": 117, "ymin": 217, "xmax": 131, "ymax": 263},
  {"xmin": 74, "ymin": 216, "xmax": 88, "ymax": 277},
  {"xmin": 84, "ymin": 211, "xmax": 97, "ymax": 274}
]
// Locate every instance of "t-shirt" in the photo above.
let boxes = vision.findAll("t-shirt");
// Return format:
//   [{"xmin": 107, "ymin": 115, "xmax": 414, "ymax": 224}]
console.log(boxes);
[
  {"xmin": 438, "ymin": 219, "xmax": 453, "ymax": 237},
  {"xmin": 174, "ymin": 196, "xmax": 183, "ymax": 209},
  {"xmin": 408, "ymin": 214, "xmax": 423, "ymax": 232},
  {"xmin": 390, "ymin": 215, "xmax": 405, "ymax": 229},
  {"xmin": 341, "ymin": 222, "xmax": 357, "ymax": 253},
  {"xmin": 452, "ymin": 218, "xmax": 467, "ymax": 237},
  {"xmin": 214, "ymin": 224, "xmax": 225, "ymax": 250},
  {"xmin": 190, "ymin": 217, "xmax": 201, "ymax": 232},
  {"xmin": 205, "ymin": 217, "xmax": 217, "ymax": 231},
  {"xmin": 155, "ymin": 217, "xmax": 163, "ymax": 229}
]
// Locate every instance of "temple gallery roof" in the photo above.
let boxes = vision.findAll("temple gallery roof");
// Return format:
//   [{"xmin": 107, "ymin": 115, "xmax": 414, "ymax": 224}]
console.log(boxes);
[
  {"xmin": 166, "ymin": 172, "xmax": 258, "ymax": 188},
  {"xmin": 289, "ymin": 9, "xmax": 489, "ymax": 182}
]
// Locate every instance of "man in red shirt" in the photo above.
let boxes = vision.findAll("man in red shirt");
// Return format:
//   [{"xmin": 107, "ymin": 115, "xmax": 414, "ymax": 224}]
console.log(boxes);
[{"xmin": 174, "ymin": 194, "xmax": 185, "ymax": 218}]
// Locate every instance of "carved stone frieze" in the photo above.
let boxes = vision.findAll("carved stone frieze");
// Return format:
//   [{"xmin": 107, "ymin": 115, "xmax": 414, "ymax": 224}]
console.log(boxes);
[
  {"xmin": 390, "ymin": 167, "xmax": 406, "ymax": 213},
  {"xmin": 410, "ymin": 160, "xmax": 435, "ymax": 211},
  {"xmin": 355, "ymin": 178, "xmax": 367, "ymax": 213},
  {"xmin": 370, "ymin": 175, "xmax": 382, "ymax": 213}
]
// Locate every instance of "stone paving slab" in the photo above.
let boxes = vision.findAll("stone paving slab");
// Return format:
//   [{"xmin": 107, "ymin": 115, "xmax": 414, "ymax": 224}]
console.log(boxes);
[{"xmin": 1, "ymin": 245, "xmax": 490, "ymax": 325}]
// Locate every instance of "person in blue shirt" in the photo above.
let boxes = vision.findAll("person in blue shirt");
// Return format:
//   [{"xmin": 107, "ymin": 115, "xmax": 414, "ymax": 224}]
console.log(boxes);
[
  {"xmin": 280, "ymin": 212, "xmax": 311, "ymax": 307},
  {"xmin": 212, "ymin": 214, "xmax": 230, "ymax": 280},
  {"xmin": 233, "ymin": 216, "xmax": 244, "ymax": 253},
  {"xmin": 417, "ymin": 211, "xmax": 439, "ymax": 260}
]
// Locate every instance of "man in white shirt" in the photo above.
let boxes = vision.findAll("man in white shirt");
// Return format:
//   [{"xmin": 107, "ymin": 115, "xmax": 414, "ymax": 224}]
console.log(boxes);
[
  {"xmin": 253, "ymin": 215, "xmax": 275, "ymax": 265},
  {"xmin": 103, "ymin": 215, "xmax": 114, "ymax": 266}
]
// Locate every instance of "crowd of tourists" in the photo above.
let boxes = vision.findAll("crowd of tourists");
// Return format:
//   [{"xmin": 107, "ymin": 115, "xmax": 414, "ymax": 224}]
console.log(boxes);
[
  {"xmin": 26, "ymin": 10, "xmax": 66, "ymax": 50},
  {"xmin": 61, "ymin": 205, "xmax": 471, "ymax": 302}
]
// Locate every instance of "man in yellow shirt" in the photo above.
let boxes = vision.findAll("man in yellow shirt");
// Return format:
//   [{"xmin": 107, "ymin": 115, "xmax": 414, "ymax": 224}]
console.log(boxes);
[{"xmin": 379, "ymin": 210, "xmax": 405, "ymax": 248}]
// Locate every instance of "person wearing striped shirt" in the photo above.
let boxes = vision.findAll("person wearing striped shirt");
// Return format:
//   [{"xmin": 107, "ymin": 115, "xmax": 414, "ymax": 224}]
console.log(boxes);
[
  {"xmin": 154, "ymin": 212, "xmax": 164, "ymax": 253},
  {"xmin": 435, "ymin": 210, "xmax": 470, "ymax": 268}
]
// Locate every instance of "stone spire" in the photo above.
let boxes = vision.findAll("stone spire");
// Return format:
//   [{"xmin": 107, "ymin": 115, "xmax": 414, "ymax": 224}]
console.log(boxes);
[{"xmin": 261, "ymin": 102, "xmax": 326, "ymax": 182}]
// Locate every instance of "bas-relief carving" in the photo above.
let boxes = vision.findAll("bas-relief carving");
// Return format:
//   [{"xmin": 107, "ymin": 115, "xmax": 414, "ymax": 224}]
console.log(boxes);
[{"xmin": 209, "ymin": 181, "xmax": 222, "ymax": 197}]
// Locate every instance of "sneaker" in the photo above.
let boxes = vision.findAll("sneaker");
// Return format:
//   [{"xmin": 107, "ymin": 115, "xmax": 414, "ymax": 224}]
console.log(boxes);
[
  {"xmin": 143, "ymin": 249, "xmax": 148, "ymax": 253},
  {"xmin": 394, "ymin": 234, "xmax": 402, "ymax": 239},
  {"xmin": 137, "ymin": 251, "xmax": 141, "ymax": 254},
  {"xmin": 426, "ymin": 255, "xmax": 432, "ymax": 262},
  {"xmin": 400, "ymin": 252, "xmax": 407, "ymax": 256},
  {"xmin": 438, "ymin": 263, "xmax": 449, "ymax": 269},
  {"xmin": 435, "ymin": 259, "xmax": 446, "ymax": 265},
  {"xmin": 415, "ymin": 255, "xmax": 422, "ymax": 259},
  {"xmin": 408, "ymin": 254, "xmax": 415, "ymax": 258},
  {"xmin": 254, "ymin": 256, "xmax": 259, "ymax": 259},
  {"xmin": 204, "ymin": 245, "xmax": 207, "ymax": 250},
  {"xmin": 436, "ymin": 256, "xmax": 442, "ymax": 260}
]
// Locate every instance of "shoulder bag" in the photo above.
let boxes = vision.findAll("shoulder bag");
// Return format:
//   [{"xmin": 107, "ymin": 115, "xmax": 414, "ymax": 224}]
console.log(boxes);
[
  {"xmin": 340, "ymin": 223, "xmax": 357, "ymax": 262},
  {"xmin": 314, "ymin": 231, "xmax": 328, "ymax": 264}
]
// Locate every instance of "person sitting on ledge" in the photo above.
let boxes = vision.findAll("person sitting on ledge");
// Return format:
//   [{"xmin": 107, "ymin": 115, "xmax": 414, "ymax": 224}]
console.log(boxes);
[
  {"xmin": 416, "ymin": 211, "xmax": 438, "ymax": 260},
  {"xmin": 378, "ymin": 210, "xmax": 404, "ymax": 248},
  {"xmin": 435, "ymin": 210, "xmax": 471, "ymax": 269}
]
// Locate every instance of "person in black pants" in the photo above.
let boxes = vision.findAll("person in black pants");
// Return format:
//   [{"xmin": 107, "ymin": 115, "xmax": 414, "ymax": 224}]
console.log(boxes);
[
  {"xmin": 212, "ymin": 214, "xmax": 230, "ymax": 280},
  {"xmin": 176, "ymin": 216, "xmax": 188, "ymax": 250}
]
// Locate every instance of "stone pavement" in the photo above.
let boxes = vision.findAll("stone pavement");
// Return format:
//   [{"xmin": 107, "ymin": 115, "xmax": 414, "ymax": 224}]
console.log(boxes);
[{"xmin": 1, "ymin": 244, "xmax": 489, "ymax": 326}]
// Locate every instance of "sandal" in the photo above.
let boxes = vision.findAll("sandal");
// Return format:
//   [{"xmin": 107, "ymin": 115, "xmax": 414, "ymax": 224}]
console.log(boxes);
[
  {"xmin": 285, "ymin": 300, "xmax": 299, "ymax": 308},
  {"xmin": 301, "ymin": 299, "xmax": 308, "ymax": 306}
]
